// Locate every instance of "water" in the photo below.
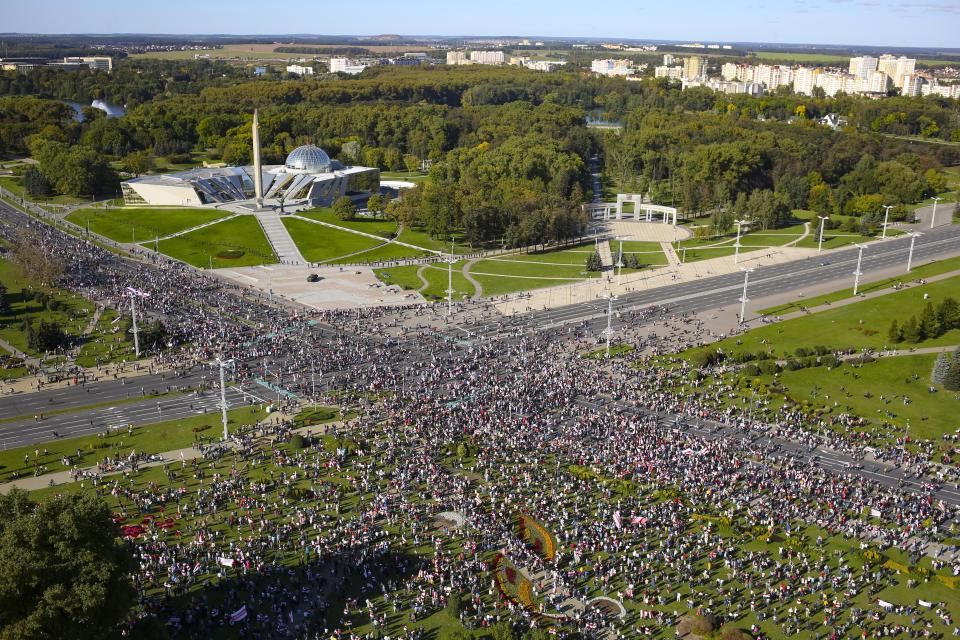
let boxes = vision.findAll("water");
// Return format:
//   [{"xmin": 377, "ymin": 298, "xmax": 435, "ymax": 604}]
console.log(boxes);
[{"xmin": 64, "ymin": 99, "xmax": 126, "ymax": 122}]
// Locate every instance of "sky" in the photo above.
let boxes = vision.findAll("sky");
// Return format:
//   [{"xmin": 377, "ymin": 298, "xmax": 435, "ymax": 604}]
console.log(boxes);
[{"xmin": 4, "ymin": 0, "xmax": 959, "ymax": 49}]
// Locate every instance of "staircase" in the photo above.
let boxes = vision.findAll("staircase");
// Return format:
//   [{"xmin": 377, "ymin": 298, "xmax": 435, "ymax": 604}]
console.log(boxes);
[
  {"xmin": 598, "ymin": 240, "xmax": 614, "ymax": 269},
  {"xmin": 254, "ymin": 212, "xmax": 306, "ymax": 265}
]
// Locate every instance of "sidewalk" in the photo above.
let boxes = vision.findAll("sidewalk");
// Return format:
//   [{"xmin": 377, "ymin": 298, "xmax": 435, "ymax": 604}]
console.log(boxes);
[{"xmin": 0, "ymin": 355, "xmax": 180, "ymax": 396}]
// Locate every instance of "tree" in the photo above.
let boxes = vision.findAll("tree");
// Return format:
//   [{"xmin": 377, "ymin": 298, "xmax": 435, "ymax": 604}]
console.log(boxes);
[
  {"xmin": 366, "ymin": 194, "xmax": 386, "ymax": 217},
  {"xmin": 403, "ymin": 154, "xmax": 420, "ymax": 172},
  {"xmin": 0, "ymin": 283, "xmax": 7, "ymax": 316},
  {"xmin": 932, "ymin": 352, "xmax": 952, "ymax": 386},
  {"xmin": 887, "ymin": 319, "xmax": 901, "ymax": 343},
  {"xmin": 21, "ymin": 166, "xmax": 50, "ymax": 198},
  {"xmin": 332, "ymin": 196, "xmax": 357, "ymax": 221},
  {"xmin": 27, "ymin": 319, "xmax": 68, "ymax": 353},
  {"xmin": 936, "ymin": 297, "xmax": 960, "ymax": 332},
  {"xmin": 944, "ymin": 356, "xmax": 960, "ymax": 391},
  {"xmin": 919, "ymin": 301, "xmax": 942, "ymax": 339},
  {"xmin": 901, "ymin": 315, "xmax": 921, "ymax": 343},
  {"xmin": 0, "ymin": 489, "xmax": 135, "ymax": 639},
  {"xmin": 11, "ymin": 228, "xmax": 64, "ymax": 287},
  {"xmin": 121, "ymin": 150, "xmax": 155, "ymax": 177},
  {"xmin": 586, "ymin": 251, "xmax": 602, "ymax": 272}
]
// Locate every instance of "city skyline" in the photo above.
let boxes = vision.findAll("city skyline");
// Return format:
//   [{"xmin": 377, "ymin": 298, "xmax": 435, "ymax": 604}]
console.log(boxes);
[{"xmin": 3, "ymin": 0, "xmax": 960, "ymax": 49}]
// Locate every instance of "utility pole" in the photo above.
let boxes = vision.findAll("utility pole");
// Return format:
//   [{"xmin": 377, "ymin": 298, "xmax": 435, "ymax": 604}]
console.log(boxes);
[
  {"xmin": 907, "ymin": 232, "xmax": 922, "ymax": 272},
  {"xmin": 604, "ymin": 293, "xmax": 618, "ymax": 358},
  {"xmin": 853, "ymin": 244, "xmax": 866, "ymax": 295},
  {"xmin": 616, "ymin": 237, "xmax": 624, "ymax": 286},
  {"xmin": 733, "ymin": 219, "xmax": 748, "ymax": 264},
  {"xmin": 930, "ymin": 196, "xmax": 942, "ymax": 229},
  {"xmin": 125, "ymin": 288, "xmax": 150, "ymax": 358},
  {"xmin": 817, "ymin": 216, "xmax": 829, "ymax": 253},
  {"xmin": 213, "ymin": 357, "xmax": 234, "ymax": 440},
  {"xmin": 881, "ymin": 204, "xmax": 893, "ymax": 239},
  {"xmin": 739, "ymin": 267, "xmax": 754, "ymax": 325}
]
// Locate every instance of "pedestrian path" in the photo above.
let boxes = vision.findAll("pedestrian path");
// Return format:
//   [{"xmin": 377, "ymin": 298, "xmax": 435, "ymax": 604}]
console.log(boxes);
[
  {"xmin": 597, "ymin": 240, "xmax": 614, "ymax": 268},
  {"xmin": 287, "ymin": 215, "xmax": 438, "ymax": 255},
  {"xmin": 660, "ymin": 241, "xmax": 681, "ymax": 268},
  {"xmin": 148, "ymin": 213, "xmax": 241, "ymax": 242},
  {"xmin": 255, "ymin": 212, "xmax": 306, "ymax": 265}
]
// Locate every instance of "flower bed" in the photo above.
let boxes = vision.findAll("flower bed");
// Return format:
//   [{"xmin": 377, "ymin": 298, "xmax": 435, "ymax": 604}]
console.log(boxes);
[
  {"xmin": 492, "ymin": 554, "xmax": 536, "ymax": 610},
  {"xmin": 518, "ymin": 514, "xmax": 557, "ymax": 562}
]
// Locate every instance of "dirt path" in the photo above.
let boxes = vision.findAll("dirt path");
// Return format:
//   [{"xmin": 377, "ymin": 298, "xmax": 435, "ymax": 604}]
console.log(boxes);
[
  {"xmin": 786, "ymin": 222, "xmax": 811, "ymax": 247},
  {"xmin": 415, "ymin": 265, "xmax": 430, "ymax": 293}
]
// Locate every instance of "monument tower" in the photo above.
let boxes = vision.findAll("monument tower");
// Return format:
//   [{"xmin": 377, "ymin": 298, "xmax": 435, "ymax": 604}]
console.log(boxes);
[{"xmin": 252, "ymin": 109, "xmax": 264, "ymax": 208}]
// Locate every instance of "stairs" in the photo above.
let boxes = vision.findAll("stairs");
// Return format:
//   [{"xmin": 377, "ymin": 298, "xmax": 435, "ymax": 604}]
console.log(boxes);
[
  {"xmin": 254, "ymin": 212, "xmax": 306, "ymax": 265},
  {"xmin": 598, "ymin": 240, "xmax": 614, "ymax": 269}
]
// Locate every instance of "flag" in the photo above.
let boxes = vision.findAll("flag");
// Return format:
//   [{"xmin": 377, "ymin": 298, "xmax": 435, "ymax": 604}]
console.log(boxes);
[
  {"xmin": 126, "ymin": 287, "xmax": 151, "ymax": 298},
  {"xmin": 229, "ymin": 605, "xmax": 247, "ymax": 622},
  {"xmin": 218, "ymin": 557, "xmax": 235, "ymax": 568},
  {"xmin": 613, "ymin": 510, "xmax": 622, "ymax": 530}
]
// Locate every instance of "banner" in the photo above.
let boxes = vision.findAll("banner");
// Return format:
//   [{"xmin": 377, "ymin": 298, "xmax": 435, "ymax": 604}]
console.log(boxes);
[
  {"xmin": 230, "ymin": 605, "xmax": 247, "ymax": 622},
  {"xmin": 218, "ymin": 557, "xmax": 235, "ymax": 568}
]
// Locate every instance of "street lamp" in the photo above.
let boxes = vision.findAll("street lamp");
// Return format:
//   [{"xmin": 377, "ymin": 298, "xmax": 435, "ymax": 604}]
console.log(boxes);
[
  {"xmin": 852, "ymin": 244, "xmax": 866, "ymax": 296},
  {"xmin": 733, "ymin": 219, "xmax": 749, "ymax": 264},
  {"xmin": 213, "ymin": 356, "xmax": 235, "ymax": 440},
  {"xmin": 125, "ymin": 287, "xmax": 150, "ymax": 358},
  {"xmin": 817, "ymin": 216, "xmax": 829, "ymax": 254},
  {"xmin": 906, "ymin": 232, "xmax": 922, "ymax": 272},
  {"xmin": 880, "ymin": 204, "xmax": 894, "ymax": 239},
  {"xmin": 930, "ymin": 196, "xmax": 942, "ymax": 229},
  {"xmin": 446, "ymin": 240, "xmax": 456, "ymax": 318},
  {"xmin": 604, "ymin": 293, "xmax": 618, "ymax": 358},
  {"xmin": 739, "ymin": 267, "xmax": 754, "ymax": 325},
  {"xmin": 615, "ymin": 237, "xmax": 625, "ymax": 286}
]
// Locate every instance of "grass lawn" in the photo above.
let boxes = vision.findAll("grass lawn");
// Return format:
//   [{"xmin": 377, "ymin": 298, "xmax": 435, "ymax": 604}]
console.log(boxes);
[
  {"xmin": 282, "ymin": 217, "xmax": 381, "ymax": 263},
  {"xmin": 0, "ymin": 258, "xmax": 97, "ymax": 358},
  {"xmin": 379, "ymin": 170, "xmax": 429, "ymax": 183},
  {"xmin": 374, "ymin": 261, "xmax": 476, "ymax": 300},
  {"xmin": 691, "ymin": 275, "xmax": 960, "ymax": 362},
  {"xmin": 65, "ymin": 207, "xmax": 230, "ymax": 244},
  {"xmin": 74, "ymin": 308, "xmax": 136, "ymax": 368},
  {"xmin": 394, "ymin": 226, "xmax": 470, "ymax": 254},
  {"xmin": 467, "ymin": 244, "xmax": 603, "ymax": 296},
  {"xmin": 331, "ymin": 241, "xmax": 431, "ymax": 264},
  {"xmin": 676, "ymin": 223, "xmax": 807, "ymax": 262},
  {"xmin": 760, "ymin": 255, "xmax": 960, "ymax": 315},
  {"xmin": 0, "ymin": 404, "xmax": 268, "ymax": 482},
  {"xmin": 297, "ymin": 209, "xmax": 398, "ymax": 238},
  {"xmin": 757, "ymin": 353, "xmax": 958, "ymax": 438},
  {"xmin": 612, "ymin": 240, "xmax": 668, "ymax": 266},
  {"xmin": 158, "ymin": 216, "xmax": 276, "ymax": 268},
  {"xmin": 0, "ymin": 175, "xmax": 87, "ymax": 205}
]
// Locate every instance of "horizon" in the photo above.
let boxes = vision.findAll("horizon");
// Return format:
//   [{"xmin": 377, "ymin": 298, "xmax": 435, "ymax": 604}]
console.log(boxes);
[{"xmin": 3, "ymin": 0, "xmax": 959, "ymax": 49}]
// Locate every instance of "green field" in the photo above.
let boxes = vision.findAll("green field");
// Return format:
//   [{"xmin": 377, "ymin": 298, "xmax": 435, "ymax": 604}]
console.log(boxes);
[
  {"xmin": 334, "ymin": 241, "xmax": 431, "ymax": 264},
  {"xmin": 282, "ymin": 217, "xmax": 382, "ymax": 263},
  {"xmin": 297, "ymin": 209, "xmax": 398, "ymax": 238},
  {"xmin": 65, "ymin": 207, "xmax": 229, "ymax": 244},
  {"xmin": 755, "ymin": 353, "xmax": 955, "ymax": 438},
  {"xmin": 750, "ymin": 51, "xmax": 958, "ymax": 68},
  {"xmin": 612, "ymin": 240, "xmax": 668, "ymax": 266},
  {"xmin": 760, "ymin": 255, "xmax": 960, "ymax": 316},
  {"xmin": 375, "ymin": 261, "xmax": 475, "ymax": 300},
  {"xmin": 676, "ymin": 222, "xmax": 808, "ymax": 262},
  {"xmin": 0, "ymin": 404, "xmax": 268, "ymax": 482},
  {"xmin": 157, "ymin": 216, "xmax": 276, "ymax": 268},
  {"xmin": 470, "ymin": 245, "xmax": 602, "ymax": 296},
  {"xmin": 695, "ymin": 275, "xmax": 960, "ymax": 360}
]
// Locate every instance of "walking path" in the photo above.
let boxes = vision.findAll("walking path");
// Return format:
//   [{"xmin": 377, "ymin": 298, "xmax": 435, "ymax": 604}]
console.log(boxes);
[
  {"xmin": 462, "ymin": 259, "xmax": 484, "ymax": 299},
  {"xmin": 597, "ymin": 239, "xmax": 614, "ymax": 268},
  {"xmin": 255, "ymin": 212, "xmax": 306, "ymax": 265},
  {"xmin": 785, "ymin": 221, "xmax": 811, "ymax": 247},
  {"xmin": 0, "ymin": 338, "xmax": 36, "ymax": 366},
  {"xmin": 415, "ymin": 265, "xmax": 430, "ymax": 293},
  {"xmin": 660, "ymin": 241, "xmax": 681, "ymax": 268},
  {"xmin": 287, "ymin": 214, "xmax": 438, "ymax": 255}
]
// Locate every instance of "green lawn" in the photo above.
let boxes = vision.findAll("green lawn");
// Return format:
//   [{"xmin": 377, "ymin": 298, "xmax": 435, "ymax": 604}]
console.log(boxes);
[
  {"xmin": 157, "ymin": 216, "xmax": 276, "ymax": 268},
  {"xmin": 467, "ymin": 244, "xmax": 603, "ymax": 296},
  {"xmin": 760, "ymin": 255, "xmax": 960, "ymax": 316},
  {"xmin": 297, "ymin": 209, "xmax": 398, "ymax": 238},
  {"xmin": 375, "ymin": 261, "xmax": 477, "ymax": 300},
  {"xmin": 0, "ymin": 404, "xmax": 268, "ymax": 482},
  {"xmin": 65, "ymin": 207, "xmax": 230, "ymax": 244},
  {"xmin": 0, "ymin": 175, "xmax": 87, "ymax": 205},
  {"xmin": 394, "ymin": 226, "xmax": 470, "ymax": 254},
  {"xmin": 693, "ymin": 275, "xmax": 960, "ymax": 361},
  {"xmin": 0, "ymin": 258, "xmax": 97, "ymax": 359},
  {"xmin": 759, "ymin": 353, "xmax": 956, "ymax": 438},
  {"xmin": 74, "ymin": 308, "xmax": 136, "ymax": 368},
  {"xmin": 331, "ymin": 241, "xmax": 431, "ymax": 264},
  {"xmin": 676, "ymin": 223, "xmax": 807, "ymax": 262},
  {"xmin": 612, "ymin": 240, "xmax": 668, "ymax": 266},
  {"xmin": 282, "ymin": 217, "xmax": 381, "ymax": 263}
]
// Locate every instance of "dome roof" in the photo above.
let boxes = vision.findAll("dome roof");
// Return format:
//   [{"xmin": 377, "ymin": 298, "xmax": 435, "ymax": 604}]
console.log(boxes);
[{"xmin": 285, "ymin": 145, "xmax": 331, "ymax": 173}]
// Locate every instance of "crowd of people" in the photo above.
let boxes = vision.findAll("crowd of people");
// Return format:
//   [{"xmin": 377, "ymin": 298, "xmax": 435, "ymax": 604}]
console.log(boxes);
[{"xmin": 1, "ymin": 203, "xmax": 959, "ymax": 640}]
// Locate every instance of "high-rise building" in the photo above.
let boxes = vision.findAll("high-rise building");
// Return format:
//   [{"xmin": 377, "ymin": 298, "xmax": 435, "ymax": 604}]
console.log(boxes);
[
  {"xmin": 792, "ymin": 67, "xmax": 821, "ymax": 96},
  {"xmin": 682, "ymin": 56, "xmax": 706, "ymax": 80},
  {"xmin": 721, "ymin": 62, "xmax": 738, "ymax": 81},
  {"xmin": 878, "ymin": 55, "xmax": 916, "ymax": 88},
  {"xmin": 592, "ymin": 58, "xmax": 633, "ymax": 76},
  {"xmin": 663, "ymin": 54, "xmax": 675, "ymax": 66},
  {"xmin": 469, "ymin": 50, "xmax": 505, "ymax": 65},
  {"xmin": 849, "ymin": 56, "xmax": 877, "ymax": 81},
  {"xmin": 446, "ymin": 51, "xmax": 469, "ymax": 65},
  {"xmin": 654, "ymin": 65, "xmax": 683, "ymax": 80},
  {"xmin": 901, "ymin": 74, "xmax": 925, "ymax": 96}
]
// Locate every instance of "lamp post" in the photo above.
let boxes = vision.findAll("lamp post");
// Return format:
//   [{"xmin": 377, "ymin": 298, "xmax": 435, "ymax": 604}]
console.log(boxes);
[
  {"xmin": 853, "ymin": 244, "xmax": 866, "ymax": 295},
  {"xmin": 817, "ymin": 216, "xmax": 829, "ymax": 253},
  {"xmin": 930, "ymin": 196, "xmax": 942, "ymax": 229},
  {"xmin": 881, "ymin": 205, "xmax": 894, "ymax": 239},
  {"xmin": 734, "ymin": 219, "xmax": 749, "ymax": 264},
  {"xmin": 212, "ymin": 356, "xmax": 234, "ymax": 440},
  {"xmin": 604, "ymin": 293, "xmax": 618, "ymax": 358},
  {"xmin": 739, "ymin": 267, "xmax": 754, "ymax": 325},
  {"xmin": 616, "ymin": 237, "xmax": 624, "ymax": 286},
  {"xmin": 907, "ymin": 232, "xmax": 922, "ymax": 272}
]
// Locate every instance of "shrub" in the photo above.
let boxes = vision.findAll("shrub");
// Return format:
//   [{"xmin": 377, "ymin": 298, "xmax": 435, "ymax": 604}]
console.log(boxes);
[
  {"xmin": 758, "ymin": 361, "xmax": 780, "ymax": 375},
  {"xmin": 290, "ymin": 434, "xmax": 306, "ymax": 449}
]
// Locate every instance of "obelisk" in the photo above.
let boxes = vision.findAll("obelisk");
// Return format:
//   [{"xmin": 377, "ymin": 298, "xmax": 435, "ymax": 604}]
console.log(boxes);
[{"xmin": 252, "ymin": 109, "xmax": 264, "ymax": 209}]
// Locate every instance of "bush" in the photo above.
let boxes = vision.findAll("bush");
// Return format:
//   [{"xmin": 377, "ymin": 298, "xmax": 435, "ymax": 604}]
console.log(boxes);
[
  {"xmin": 690, "ymin": 349, "xmax": 724, "ymax": 368},
  {"xmin": 794, "ymin": 347, "xmax": 810, "ymax": 358},
  {"xmin": 290, "ymin": 434, "xmax": 306, "ymax": 449},
  {"xmin": 742, "ymin": 364, "xmax": 761, "ymax": 377},
  {"xmin": 757, "ymin": 361, "xmax": 780, "ymax": 375}
]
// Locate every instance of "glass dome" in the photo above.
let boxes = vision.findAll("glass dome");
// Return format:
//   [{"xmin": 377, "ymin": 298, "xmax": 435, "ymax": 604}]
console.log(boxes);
[{"xmin": 285, "ymin": 145, "xmax": 332, "ymax": 173}]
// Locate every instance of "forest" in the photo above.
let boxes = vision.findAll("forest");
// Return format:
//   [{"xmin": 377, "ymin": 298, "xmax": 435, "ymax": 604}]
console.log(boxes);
[{"xmin": 1, "ymin": 61, "xmax": 958, "ymax": 242}]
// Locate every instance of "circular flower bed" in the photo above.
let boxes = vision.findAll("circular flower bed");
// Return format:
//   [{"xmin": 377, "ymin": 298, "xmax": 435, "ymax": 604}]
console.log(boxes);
[{"xmin": 518, "ymin": 514, "xmax": 557, "ymax": 561}]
